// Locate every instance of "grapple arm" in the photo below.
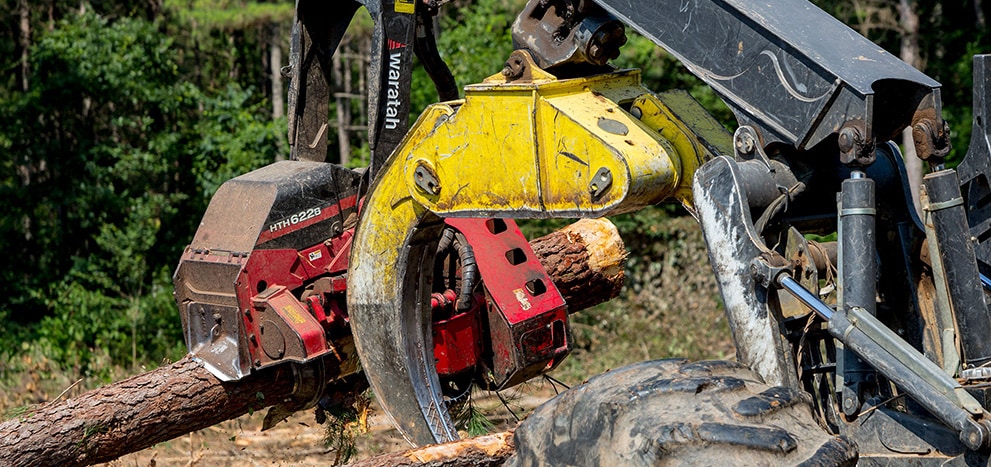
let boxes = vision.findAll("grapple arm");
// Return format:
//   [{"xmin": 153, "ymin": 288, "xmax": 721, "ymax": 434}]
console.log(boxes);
[
  {"xmin": 288, "ymin": 0, "xmax": 452, "ymax": 174},
  {"xmin": 347, "ymin": 54, "xmax": 730, "ymax": 445}
]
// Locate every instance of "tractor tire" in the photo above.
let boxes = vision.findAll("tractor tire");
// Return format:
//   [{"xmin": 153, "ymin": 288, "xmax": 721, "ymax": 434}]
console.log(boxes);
[{"xmin": 507, "ymin": 359, "xmax": 857, "ymax": 466}]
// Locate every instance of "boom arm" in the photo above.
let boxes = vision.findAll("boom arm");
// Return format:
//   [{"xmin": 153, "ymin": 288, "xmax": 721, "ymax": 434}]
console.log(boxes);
[
  {"xmin": 287, "ymin": 0, "xmax": 455, "ymax": 175},
  {"xmin": 517, "ymin": 0, "xmax": 947, "ymax": 164}
]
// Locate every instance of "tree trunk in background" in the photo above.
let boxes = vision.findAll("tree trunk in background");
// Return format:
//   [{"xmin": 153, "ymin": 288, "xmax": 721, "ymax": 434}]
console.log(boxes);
[
  {"xmin": 899, "ymin": 0, "xmax": 922, "ymax": 216},
  {"xmin": 270, "ymin": 22, "xmax": 286, "ymax": 161},
  {"xmin": 19, "ymin": 0, "xmax": 30, "ymax": 92},
  {"xmin": 333, "ymin": 41, "xmax": 352, "ymax": 165},
  {"xmin": 358, "ymin": 35, "xmax": 368, "ymax": 140},
  {"xmin": 270, "ymin": 23, "xmax": 285, "ymax": 121},
  {"xmin": 0, "ymin": 220, "xmax": 626, "ymax": 466}
]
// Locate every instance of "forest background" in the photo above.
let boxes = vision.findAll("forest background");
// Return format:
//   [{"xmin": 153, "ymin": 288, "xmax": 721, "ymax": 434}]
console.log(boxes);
[{"xmin": 1, "ymin": 0, "xmax": 989, "ymax": 416}]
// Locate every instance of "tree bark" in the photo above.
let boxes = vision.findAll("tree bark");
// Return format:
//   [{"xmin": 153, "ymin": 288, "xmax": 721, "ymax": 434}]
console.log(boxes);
[
  {"xmin": 529, "ymin": 218, "xmax": 627, "ymax": 313},
  {"xmin": 0, "ymin": 219, "xmax": 625, "ymax": 466},
  {"xmin": 19, "ymin": 0, "xmax": 30, "ymax": 92},
  {"xmin": 0, "ymin": 338, "xmax": 360, "ymax": 467},
  {"xmin": 345, "ymin": 431, "xmax": 515, "ymax": 467}
]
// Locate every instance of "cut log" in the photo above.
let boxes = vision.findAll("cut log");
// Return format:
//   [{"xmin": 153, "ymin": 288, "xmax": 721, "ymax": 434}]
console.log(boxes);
[
  {"xmin": 530, "ymin": 218, "xmax": 627, "ymax": 312},
  {"xmin": 345, "ymin": 431, "xmax": 515, "ymax": 467},
  {"xmin": 0, "ymin": 219, "xmax": 626, "ymax": 466}
]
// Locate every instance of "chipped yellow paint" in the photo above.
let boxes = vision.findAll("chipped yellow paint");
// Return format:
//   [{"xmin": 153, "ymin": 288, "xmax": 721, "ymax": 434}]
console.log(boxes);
[
  {"xmin": 347, "ymin": 60, "xmax": 733, "ymax": 445},
  {"xmin": 351, "ymin": 70, "xmax": 721, "ymax": 303},
  {"xmin": 631, "ymin": 89, "xmax": 734, "ymax": 209},
  {"xmin": 395, "ymin": 68, "xmax": 705, "ymax": 218}
]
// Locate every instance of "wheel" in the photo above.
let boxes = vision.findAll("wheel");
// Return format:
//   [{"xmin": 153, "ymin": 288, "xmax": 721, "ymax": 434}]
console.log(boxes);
[{"xmin": 507, "ymin": 359, "xmax": 858, "ymax": 466}]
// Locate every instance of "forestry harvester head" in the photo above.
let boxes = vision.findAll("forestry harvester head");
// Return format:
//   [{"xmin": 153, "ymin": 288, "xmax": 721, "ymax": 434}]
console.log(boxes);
[
  {"xmin": 174, "ymin": 0, "xmax": 991, "ymax": 462},
  {"xmin": 175, "ymin": 0, "xmax": 589, "ymax": 432},
  {"xmin": 173, "ymin": 161, "xmax": 361, "ymax": 382}
]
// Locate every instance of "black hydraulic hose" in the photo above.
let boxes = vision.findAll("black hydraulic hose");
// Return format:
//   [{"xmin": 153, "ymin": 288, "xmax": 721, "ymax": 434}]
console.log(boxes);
[
  {"xmin": 414, "ymin": 8, "xmax": 459, "ymax": 102},
  {"xmin": 434, "ymin": 227, "xmax": 457, "ymax": 293},
  {"xmin": 436, "ymin": 226, "xmax": 456, "ymax": 253},
  {"xmin": 452, "ymin": 232, "xmax": 478, "ymax": 312},
  {"xmin": 754, "ymin": 181, "xmax": 806, "ymax": 234}
]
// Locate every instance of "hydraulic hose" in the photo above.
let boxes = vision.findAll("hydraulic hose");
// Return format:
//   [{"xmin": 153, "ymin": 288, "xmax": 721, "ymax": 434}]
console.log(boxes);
[{"xmin": 452, "ymin": 232, "xmax": 478, "ymax": 312}]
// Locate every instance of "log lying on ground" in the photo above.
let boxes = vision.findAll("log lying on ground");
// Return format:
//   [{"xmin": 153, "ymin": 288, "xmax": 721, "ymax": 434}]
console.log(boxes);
[
  {"xmin": 0, "ymin": 218, "xmax": 626, "ymax": 467},
  {"xmin": 0, "ymin": 340, "xmax": 362, "ymax": 467},
  {"xmin": 345, "ymin": 431, "xmax": 515, "ymax": 467}
]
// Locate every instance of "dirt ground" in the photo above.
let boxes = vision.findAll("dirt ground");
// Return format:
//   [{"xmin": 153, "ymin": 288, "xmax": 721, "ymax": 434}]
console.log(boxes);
[
  {"xmin": 100, "ymin": 384, "xmax": 558, "ymax": 467},
  {"xmin": 6, "ymin": 214, "xmax": 729, "ymax": 466}
]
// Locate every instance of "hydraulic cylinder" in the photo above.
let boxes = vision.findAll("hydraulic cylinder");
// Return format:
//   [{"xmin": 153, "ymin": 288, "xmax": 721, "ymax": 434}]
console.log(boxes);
[{"xmin": 839, "ymin": 171, "xmax": 877, "ymax": 417}]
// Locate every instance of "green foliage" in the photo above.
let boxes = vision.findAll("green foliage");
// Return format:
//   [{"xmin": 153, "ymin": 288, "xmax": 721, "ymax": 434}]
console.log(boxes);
[
  {"xmin": 409, "ymin": 0, "xmax": 522, "ymax": 115},
  {"xmin": 164, "ymin": 0, "xmax": 293, "ymax": 31},
  {"xmin": 161, "ymin": 0, "xmax": 292, "ymax": 101},
  {"xmin": 193, "ymin": 84, "xmax": 286, "ymax": 196},
  {"xmin": 0, "ymin": 11, "xmax": 197, "ymax": 325},
  {"xmin": 0, "ymin": 7, "xmax": 282, "ymax": 373},
  {"xmin": 557, "ymin": 214, "xmax": 732, "ymax": 382},
  {"xmin": 812, "ymin": 0, "xmax": 991, "ymax": 166},
  {"xmin": 319, "ymin": 393, "xmax": 371, "ymax": 465},
  {"xmin": 1, "ymin": 0, "xmax": 988, "ymax": 394},
  {"xmin": 31, "ymin": 269, "xmax": 185, "ymax": 379},
  {"xmin": 435, "ymin": 0, "xmax": 520, "ymax": 88},
  {"xmin": 613, "ymin": 33, "xmax": 734, "ymax": 128}
]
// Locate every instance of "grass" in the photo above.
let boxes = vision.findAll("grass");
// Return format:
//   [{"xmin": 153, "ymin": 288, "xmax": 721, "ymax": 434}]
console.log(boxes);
[
  {"xmin": 552, "ymin": 214, "xmax": 733, "ymax": 385},
  {"xmin": 320, "ymin": 392, "xmax": 371, "ymax": 464},
  {"xmin": 3, "ymin": 405, "xmax": 34, "ymax": 422}
]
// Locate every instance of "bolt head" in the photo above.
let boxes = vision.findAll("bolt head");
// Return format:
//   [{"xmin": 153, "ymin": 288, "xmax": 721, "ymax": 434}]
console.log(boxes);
[
  {"xmin": 735, "ymin": 137, "xmax": 754, "ymax": 154},
  {"xmin": 838, "ymin": 126, "xmax": 862, "ymax": 153}
]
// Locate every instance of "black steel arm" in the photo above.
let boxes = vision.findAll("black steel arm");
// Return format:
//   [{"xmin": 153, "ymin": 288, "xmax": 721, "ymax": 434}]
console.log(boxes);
[
  {"xmin": 287, "ymin": 0, "xmax": 418, "ymax": 176},
  {"xmin": 590, "ymin": 0, "xmax": 945, "ymax": 163}
]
